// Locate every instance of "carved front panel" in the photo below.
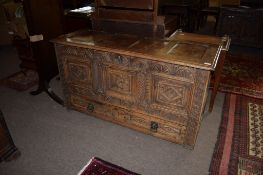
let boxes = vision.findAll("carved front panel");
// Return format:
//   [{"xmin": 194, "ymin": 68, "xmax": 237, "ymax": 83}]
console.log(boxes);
[
  {"xmin": 94, "ymin": 51, "xmax": 198, "ymax": 125},
  {"xmin": 64, "ymin": 59, "xmax": 92, "ymax": 86},
  {"xmin": 150, "ymin": 73, "xmax": 194, "ymax": 116},
  {"xmin": 95, "ymin": 51, "xmax": 147, "ymax": 109},
  {"xmin": 54, "ymin": 44, "xmax": 97, "ymax": 105},
  {"xmin": 140, "ymin": 61, "xmax": 196, "ymax": 124},
  {"xmin": 56, "ymin": 45, "xmax": 96, "ymax": 99},
  {"xmin": 105, "ymin": 67, "xmax": 135, "ymax": 99}
]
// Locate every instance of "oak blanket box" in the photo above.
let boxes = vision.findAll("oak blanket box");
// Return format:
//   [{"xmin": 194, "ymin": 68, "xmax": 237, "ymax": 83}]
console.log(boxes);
[{"xmin": 52, "ymin": 30, "xmax": 230, "ymax": 148}]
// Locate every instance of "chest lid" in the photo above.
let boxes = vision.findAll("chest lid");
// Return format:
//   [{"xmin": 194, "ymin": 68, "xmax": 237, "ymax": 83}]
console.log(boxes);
[{"xmin": 52, "ymin": 30, "xmax": 230, "ymax": 70}]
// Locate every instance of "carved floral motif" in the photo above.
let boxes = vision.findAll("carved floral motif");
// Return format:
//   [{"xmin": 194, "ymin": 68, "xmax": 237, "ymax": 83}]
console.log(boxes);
[
  {"xmin": 68, "ymin": 63, "xmax": 87, "ymax": 81},
  {"xmin": 157, "ymin": 82, "xmax": 184, "ymax": 105},
  {"xmin": 108, "ymin": 73, "xmax": 131, "ymax": 94}
]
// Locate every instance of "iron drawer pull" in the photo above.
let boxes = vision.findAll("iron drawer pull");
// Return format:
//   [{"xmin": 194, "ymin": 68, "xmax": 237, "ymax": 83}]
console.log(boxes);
[
  {"xmin": 87, "ymin": 103, "xmax": 94, "ymax": 112},
  {"xmin": 150, "ymin": 121, "xmax": 159, "ymax": 132},
  {"xmin": 117, "ymin": 55, "xmax": 123, "ymax": 63}
]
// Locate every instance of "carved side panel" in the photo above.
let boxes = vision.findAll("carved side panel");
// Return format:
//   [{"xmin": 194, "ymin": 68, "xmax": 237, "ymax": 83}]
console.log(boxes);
[
  {"xmin": 184, "ymin": 69, "xmax": 210, "ymax": 148},
  {"xmin": 64, "ymin": 59, "xmax": 92, "ymax": 86},
  {"xmin": 54, "ymin": 44, "xmax": 95, "ymax": 105},
  {"xmin": 55, "ymin": 45, "xmax": 93, "ymax": 86}
]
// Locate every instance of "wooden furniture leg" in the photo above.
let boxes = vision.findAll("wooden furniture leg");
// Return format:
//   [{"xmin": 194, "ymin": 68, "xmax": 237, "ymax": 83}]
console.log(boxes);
[
  {"xmin": 30, "ymin": 80, "xmax": 64, "ymax": 105},
  {"xmin": 0, "ymin": 110, "xmax": 21, "ymax": 162},
  {"xmin": 209, "ymin": 50, "xmax": 226, "ymax": 112}
]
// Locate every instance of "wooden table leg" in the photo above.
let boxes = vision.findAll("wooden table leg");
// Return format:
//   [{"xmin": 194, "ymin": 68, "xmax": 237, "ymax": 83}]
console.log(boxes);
[{"xmin": 209, "ymin": 50, "xmax": 227, "ymax": 112}]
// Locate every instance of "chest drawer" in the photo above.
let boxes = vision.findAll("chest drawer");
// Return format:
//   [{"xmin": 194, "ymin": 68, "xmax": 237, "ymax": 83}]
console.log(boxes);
[{"xmin": 69, "ymin": 95, "xmax": 187, "ymax": 144}]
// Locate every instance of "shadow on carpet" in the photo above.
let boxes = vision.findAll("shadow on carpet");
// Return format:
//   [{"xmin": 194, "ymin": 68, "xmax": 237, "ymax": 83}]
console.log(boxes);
[{"xmin": 209, "ymin": 94, "xmax": 263, "ymax": 175}]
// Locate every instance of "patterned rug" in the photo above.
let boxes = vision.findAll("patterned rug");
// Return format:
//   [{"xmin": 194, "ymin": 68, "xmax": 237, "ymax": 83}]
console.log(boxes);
[
  {"xmin": 209, "ymin": 94, "xmax": 263, "ymax": 175},
  {"xmin": 0, "ymin": 69, "xmax": 38, "ymax": 91},
  {"xmin": 218, "ymin": 54, "xmax": 263, "ymax": 99},
  {"xmin": 78, "ymin": 157, "xmax": 140, "ymax": 175}
]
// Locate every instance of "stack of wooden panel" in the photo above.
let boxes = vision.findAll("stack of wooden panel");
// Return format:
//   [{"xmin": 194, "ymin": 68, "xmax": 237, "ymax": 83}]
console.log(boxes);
[{"xmin": 92, "ymin": 0, "xmax": 177, "ymax": 38}]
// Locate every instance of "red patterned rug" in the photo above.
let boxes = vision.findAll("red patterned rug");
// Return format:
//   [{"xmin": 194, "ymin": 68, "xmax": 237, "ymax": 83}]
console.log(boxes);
[
  {"xmin": 218, "ymin": 54, "xmax": 263, "ymax": 99},
  {"xmin": 209, "ymin": 94, "xmax": 263, "ymax": 175},
  {"xmin": 78, "ymin": 157, "xmax": 140, "ymax": 175}
]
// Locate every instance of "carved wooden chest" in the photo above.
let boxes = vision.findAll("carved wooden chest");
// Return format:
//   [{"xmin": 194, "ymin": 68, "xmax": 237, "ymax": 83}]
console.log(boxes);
[{"xmin": 53, "ymin": 30, "xmax": 229, "ymax": 148}]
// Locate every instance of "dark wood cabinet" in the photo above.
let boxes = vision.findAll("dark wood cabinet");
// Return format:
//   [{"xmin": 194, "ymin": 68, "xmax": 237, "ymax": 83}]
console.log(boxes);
[
  {"xmin": 217, "ymin": 7, "xmax": 263, "ymax": 48},
  {"xmin": 0, "ymin": 111, "xmax": 20, "ymax": 162}
]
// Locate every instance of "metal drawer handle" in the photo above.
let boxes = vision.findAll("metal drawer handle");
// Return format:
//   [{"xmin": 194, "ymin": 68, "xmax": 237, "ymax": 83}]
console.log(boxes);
[
  {"xmin": 123, "ymin": 114, "xmax": 131, "ymax": 121},
  {"xmin": 150, "ymin": 121, "xmax": 159, "ymax": 132},
  {"xmin": 117, "ymin": 55, "xmax": 123, "ymax": 63},
  {"xmin": 87, "ymin": 103, "xmax": 94, "ymax": 112}
]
